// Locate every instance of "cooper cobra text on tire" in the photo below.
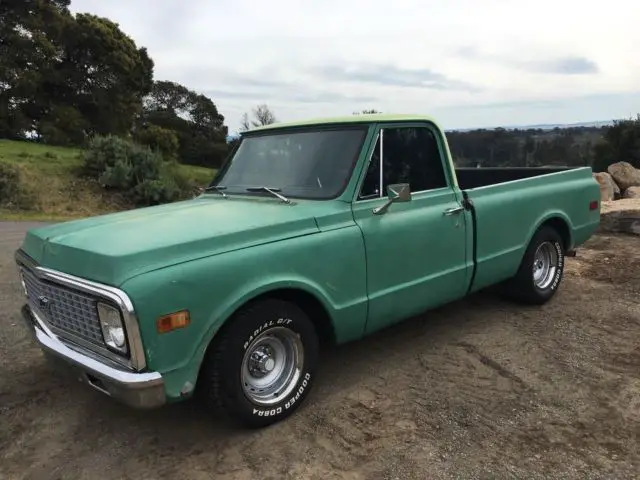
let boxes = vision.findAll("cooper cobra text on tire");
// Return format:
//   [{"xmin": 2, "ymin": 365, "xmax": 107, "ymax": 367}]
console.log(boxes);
[
  {"xmin": 505, "ymin": 225, "xmax": 566, "ymax": 305},
  {"xmin": 199, "ymin": 298, "xmax": 319, "ymax": 428}
]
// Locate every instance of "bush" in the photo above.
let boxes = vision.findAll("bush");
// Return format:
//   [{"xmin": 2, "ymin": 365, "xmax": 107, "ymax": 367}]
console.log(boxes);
[
  {"xmin": 83, "ymin": 135, "xmax": 190, "ymax": 206},
  {"xmin": 134, "ymin": 125, "xmax": 180, "ymax": 161},
  {"xmin": 83, "ymin": 135, "xmax": 132, "ymax": 178},
  {"xmin": 132, "ymin": 178, "xmax": 181, "ymax": 205},
  {"xmin": 0, "ymin": 162, "xmax": 36, "ymax": 210}
]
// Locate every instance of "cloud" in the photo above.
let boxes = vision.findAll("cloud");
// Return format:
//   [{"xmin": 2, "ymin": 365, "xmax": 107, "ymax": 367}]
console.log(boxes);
[
  {"xmin": 310, "ymin": 64, "xmax": 478, "ymax": 91},
  {"xmin": 204, "ymin": 88, "xmax": 377, "ymax": 104},
  {"xmin": 516, "ymin": 56, "xmax": 599, "ymax": 75},
  {"xmin": 432, "ymin": 92, "xmax": 640, "ymax": 130},
  {"xmin": 68, "ymin": 0, "xmax": 640, "ymax": 133},
  {"xmin": 454, "ymin": 47, "xmax": 599, "ymax": 75},
  {"xmin": 196, "ymin": 66, "xmax": 379, "ymax": 106}
]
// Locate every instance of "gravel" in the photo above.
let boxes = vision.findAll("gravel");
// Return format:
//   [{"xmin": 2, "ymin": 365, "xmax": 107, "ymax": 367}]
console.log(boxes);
[{"xmin": 1, "ymin": 222, "xmax": 639, "ymax": 480}]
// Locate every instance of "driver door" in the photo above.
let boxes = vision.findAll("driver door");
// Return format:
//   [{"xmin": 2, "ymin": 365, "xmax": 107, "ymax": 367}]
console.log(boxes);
[{"xmin": 351, "ymin": 123, "xmax": 472, "ymax": 334}]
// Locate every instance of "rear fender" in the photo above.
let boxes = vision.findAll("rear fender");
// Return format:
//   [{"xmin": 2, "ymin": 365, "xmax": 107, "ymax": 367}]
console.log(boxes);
[{"xmin": 522, "ymin": 211, "xmax": 574, "ymax": 260}]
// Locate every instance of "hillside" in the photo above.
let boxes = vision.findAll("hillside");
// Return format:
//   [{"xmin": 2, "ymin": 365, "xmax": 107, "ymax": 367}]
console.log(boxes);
[{"xmin": 0, "ymin": 140, "xmax": 215, "ymax": 221}]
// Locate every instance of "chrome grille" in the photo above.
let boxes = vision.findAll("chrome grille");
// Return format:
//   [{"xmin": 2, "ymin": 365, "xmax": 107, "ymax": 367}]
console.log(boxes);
[{"xmin": 21, "ymin": 267, "xmax": 105, "ymax": 346}]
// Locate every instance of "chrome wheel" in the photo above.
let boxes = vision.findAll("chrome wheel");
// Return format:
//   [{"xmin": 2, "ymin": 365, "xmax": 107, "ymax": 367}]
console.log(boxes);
[
  {"xmin": 532, "ymin": 241, "xmax": 558, "ymax": 289},
  {"xmin": 241, "ymin": 326, "xmax": 304, "ymax": 406}
]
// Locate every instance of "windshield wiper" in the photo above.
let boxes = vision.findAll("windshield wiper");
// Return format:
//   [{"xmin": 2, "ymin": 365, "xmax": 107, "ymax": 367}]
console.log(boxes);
[
  {"xmin": 203, "ymin": 185, "xmax": 227, "ymax": 198},
  {"xmin": 246, "ymin": 186, "xmax": 290, "ymax": 203}
]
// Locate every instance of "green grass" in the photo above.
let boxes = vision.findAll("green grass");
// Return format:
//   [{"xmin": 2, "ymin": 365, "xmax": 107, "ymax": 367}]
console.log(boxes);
[
  {"xmin": 176, "ymin": 162, "xmax": 215, "ymax": 187},
  {"xmin": 0, "ymin": 139, "xmax": 216, "ymax": 220},
  {"xmin": 0, "ymin": 139, "xmax": 83, "ymax": 172}
]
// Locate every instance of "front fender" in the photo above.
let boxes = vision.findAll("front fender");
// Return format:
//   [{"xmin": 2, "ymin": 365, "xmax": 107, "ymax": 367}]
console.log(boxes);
[
  {"xmin": 193, "ymin": 275, "xmax": 341, "ymax": 366},
  {"xmin": 120, "ymin": 225, "xmax": 368, "ymax": 400}
]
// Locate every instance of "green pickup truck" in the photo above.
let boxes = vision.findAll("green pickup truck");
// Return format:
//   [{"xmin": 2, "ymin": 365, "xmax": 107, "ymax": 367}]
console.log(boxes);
[{"xmin": 15, "ymin": 114, "xmax": 600, "ymax": 427}]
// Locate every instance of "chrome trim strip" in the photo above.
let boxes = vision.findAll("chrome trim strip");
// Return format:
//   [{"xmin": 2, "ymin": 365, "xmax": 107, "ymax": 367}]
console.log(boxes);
[
  {"xmin": 379, "ymin": 128, "xmax": 384, "ymax": 198},
  {"xmin": 355, "ymin": 131, "xmax": 382, "ymax": 201},
  {"xmin": 15, "ymin": 249, "xmax": 148, "ymax": 371},
  {"xmin": 22, "ymin": 305, "xmax": 165, "ymax": 408}
]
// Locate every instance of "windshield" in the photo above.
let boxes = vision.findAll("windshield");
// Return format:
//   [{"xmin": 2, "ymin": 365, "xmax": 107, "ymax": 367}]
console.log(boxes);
[{"xmin": 211, "ymin": 126, "xmax": 368, "ymax": 199}]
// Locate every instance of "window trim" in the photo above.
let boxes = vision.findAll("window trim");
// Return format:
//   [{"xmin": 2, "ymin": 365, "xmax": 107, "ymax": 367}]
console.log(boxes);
[
  {"xmin": 354, "ymin": 121, "xmax": 452, "ymax": 202},
  {"xmin": 356, "ymin": 130, "xmax": 383, "ymax": 201}
]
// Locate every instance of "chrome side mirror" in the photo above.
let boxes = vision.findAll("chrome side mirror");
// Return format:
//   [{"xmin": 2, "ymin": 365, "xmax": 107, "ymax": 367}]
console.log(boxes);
[{"xmin": 372, "ymin": 183, "xmax": 411, "ymax": 215}]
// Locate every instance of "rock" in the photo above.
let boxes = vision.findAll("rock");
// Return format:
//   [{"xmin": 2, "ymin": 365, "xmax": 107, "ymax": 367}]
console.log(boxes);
[
  {"xmin": 607, "ymin": 162, "xmax": 640, "ymax": 190},
  {"xmin": 612, "ymin": 179, "xmax": 621, "ymax": 198},
  {"xmin": 593, "ymin": 172, "xmax": 616, "ymax": 201},
  {"xmin": 599, "ymin": 198, "xmax": 640, "ymax": 236},
  {"xmin": 623, "ymin": 186, "xmax": 640, "ymax": 199}
]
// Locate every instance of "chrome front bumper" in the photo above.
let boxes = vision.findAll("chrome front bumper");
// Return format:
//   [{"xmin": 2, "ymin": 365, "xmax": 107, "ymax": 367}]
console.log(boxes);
[{"xmin": 21, "ymin": 304, "xmax": 166, "ymax": 409}]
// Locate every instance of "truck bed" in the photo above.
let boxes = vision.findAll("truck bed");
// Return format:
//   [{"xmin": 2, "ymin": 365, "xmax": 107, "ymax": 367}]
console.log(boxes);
[
  {"xmin": 457, "ymin": 166, "xmax": 600, "ymax": 295},
  {"xmin": 455, "ymin": 166, "xmax": 577, "ymax": 190}
]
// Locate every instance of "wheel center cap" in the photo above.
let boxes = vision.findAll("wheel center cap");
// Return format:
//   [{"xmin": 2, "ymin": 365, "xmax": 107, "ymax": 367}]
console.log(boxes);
[
  {"xmin": 250, "ymin": 348, "xmax": 276, "ymax": 375},
  {"xmin": 264, "ymin": 358, "xmax": 275, "ymax": 372}
]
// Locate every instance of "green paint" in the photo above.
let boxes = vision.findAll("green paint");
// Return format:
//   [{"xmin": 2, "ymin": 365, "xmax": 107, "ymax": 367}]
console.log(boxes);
[{"xmin": 18, "ymin": 115, "xmax": 601, "ymax": 402}]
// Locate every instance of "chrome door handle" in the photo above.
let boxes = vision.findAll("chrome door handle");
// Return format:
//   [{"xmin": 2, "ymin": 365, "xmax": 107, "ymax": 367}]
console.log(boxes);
[{"xmin": 443, "ymin": 206, "xmax": 464, "ymax": 216}]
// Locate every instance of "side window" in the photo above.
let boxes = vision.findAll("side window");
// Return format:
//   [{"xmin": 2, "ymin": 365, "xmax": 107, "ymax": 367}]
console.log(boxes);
[
  {"xmin": 383, "ymin": 127, "xmax": 447, "ymax": 192},
  {"xmin": 359, "ymin": 126, "xmax": 448, "ymax": 199}
]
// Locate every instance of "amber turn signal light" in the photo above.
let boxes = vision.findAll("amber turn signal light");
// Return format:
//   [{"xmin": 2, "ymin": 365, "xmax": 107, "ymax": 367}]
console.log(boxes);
[{"xmin": 156, "ymin": 310, "xmax": 190, "ymax": 334}]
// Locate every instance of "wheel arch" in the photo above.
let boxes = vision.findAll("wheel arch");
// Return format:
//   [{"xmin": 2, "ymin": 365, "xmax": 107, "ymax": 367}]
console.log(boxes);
[
  {"xmin": 527, "ymin": 212, "xmax": 573, "ymax": 253},
  {"xmin": 196, "ymin": 284, "xmax": 337, "ymax": 378},
  {"xmin": 507, "ymin": 213, "xmax": 573, "ymax": 282},
  {"xmin": 233, "ymin": 287, "xmax": 337, "ymax": 346},
  {"xmin": 540, "ymin": 216, "xmax": 572, "ymax": 251}
]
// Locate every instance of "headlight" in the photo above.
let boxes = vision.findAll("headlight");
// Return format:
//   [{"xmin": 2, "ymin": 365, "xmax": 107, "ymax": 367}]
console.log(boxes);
[{"xmin": 97, "ymin": 302, "xmax": 127, "ymax": 353}]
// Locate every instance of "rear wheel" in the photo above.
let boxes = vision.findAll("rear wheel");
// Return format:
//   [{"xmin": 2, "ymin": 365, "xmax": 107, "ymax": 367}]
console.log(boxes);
[
  {"xmin": 199, "ymin": 298, "xmax": 319, "ymax": 428},
  {"xmin": 503, "ymin": 226, "xmax": 566, "ymax": 305}
]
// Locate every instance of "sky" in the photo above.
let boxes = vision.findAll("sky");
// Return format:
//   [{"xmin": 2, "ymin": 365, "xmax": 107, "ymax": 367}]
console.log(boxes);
[{"xmin": 70, "ymin": 0, "xmax": 640, "ymax": 134}]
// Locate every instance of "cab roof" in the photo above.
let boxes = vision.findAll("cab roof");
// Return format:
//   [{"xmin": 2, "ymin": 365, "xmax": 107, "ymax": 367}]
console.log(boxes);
[{"xmin": 247, "ymin": 113, "xmax": 444, "ymax": 133}]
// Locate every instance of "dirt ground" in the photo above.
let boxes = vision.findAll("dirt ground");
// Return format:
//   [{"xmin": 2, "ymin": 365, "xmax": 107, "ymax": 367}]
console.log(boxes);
[{"xmin": 0, "ymin": 222, "xmax": 638, "ymax": 480}]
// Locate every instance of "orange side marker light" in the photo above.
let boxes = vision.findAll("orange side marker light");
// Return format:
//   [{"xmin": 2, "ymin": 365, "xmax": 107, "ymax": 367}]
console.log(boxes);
[{"xmin": 157, "ymin": 310, "xmax": 190, "ymax": 334}]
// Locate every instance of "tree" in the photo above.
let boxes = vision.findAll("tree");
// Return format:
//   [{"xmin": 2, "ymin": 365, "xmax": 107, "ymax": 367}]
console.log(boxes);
[
  {"xmin": 445, "ymin": 125, "xmax": 606, "ymax": 168},
  {"xmin": 0, "ymin": 3, "xmax": 154, "ymax": 145},
  {"xmin": 56, "ymin": 14, "xmax": 154, "ymax": 139},
  {"xmin": 592, "ymin": 115, "xmax": 640, "ymax": 172},
  {"xmin": 0, "ymin": 0, "xmax": 72, "ymax": 139},
  {"xmin": 141, "ymin": 80, "xmax": 228, "ymax": 167},
  {"xmin": 239, "ymin": 104, "xmax": 277, "ymax": 131},
  {"xmin": 133, "ymin": 124, "xmax": 179, "ymax": 160}
]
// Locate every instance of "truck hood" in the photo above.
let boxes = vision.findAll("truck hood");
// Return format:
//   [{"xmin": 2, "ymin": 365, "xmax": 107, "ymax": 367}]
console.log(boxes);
[{"xmin": 20, "ymin": 197, "xmax": 320, "ymax": 286}]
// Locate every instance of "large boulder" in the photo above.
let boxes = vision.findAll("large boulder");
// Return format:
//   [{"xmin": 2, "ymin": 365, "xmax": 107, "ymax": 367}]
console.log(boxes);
[
  {"xmin": 623, "ymin": 186, "xmax": 640, "ymax": 199},
  {"xmin": 599, "ymin": 198, "xmax": 640, "ymax": 236},
  {"xmin": 593, "ymin": 172, "xmax": 617, "ymax": 201},
  {"xmin": 607, "ymin": 162, "xmax": 640, "ymax": 190},
  {"xmin": 612, "ymin": 178, "xmax": 621, "ymax": 198}
]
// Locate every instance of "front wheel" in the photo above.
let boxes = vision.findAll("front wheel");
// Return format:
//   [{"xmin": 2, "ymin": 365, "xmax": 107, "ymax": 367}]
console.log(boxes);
[
  {"xmin": 199, "ymin": 298, "xmax": 319, "ymax": 428},
  {"xmin": 503, "ymin": 226, "xmax": 566, "ymax": 305}
]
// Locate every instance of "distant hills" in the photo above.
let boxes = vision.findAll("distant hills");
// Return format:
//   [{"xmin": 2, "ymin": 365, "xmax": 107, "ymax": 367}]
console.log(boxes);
[{"xmin": 448, "ymin": 120, "xmax": 616, "ymax": 132}]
